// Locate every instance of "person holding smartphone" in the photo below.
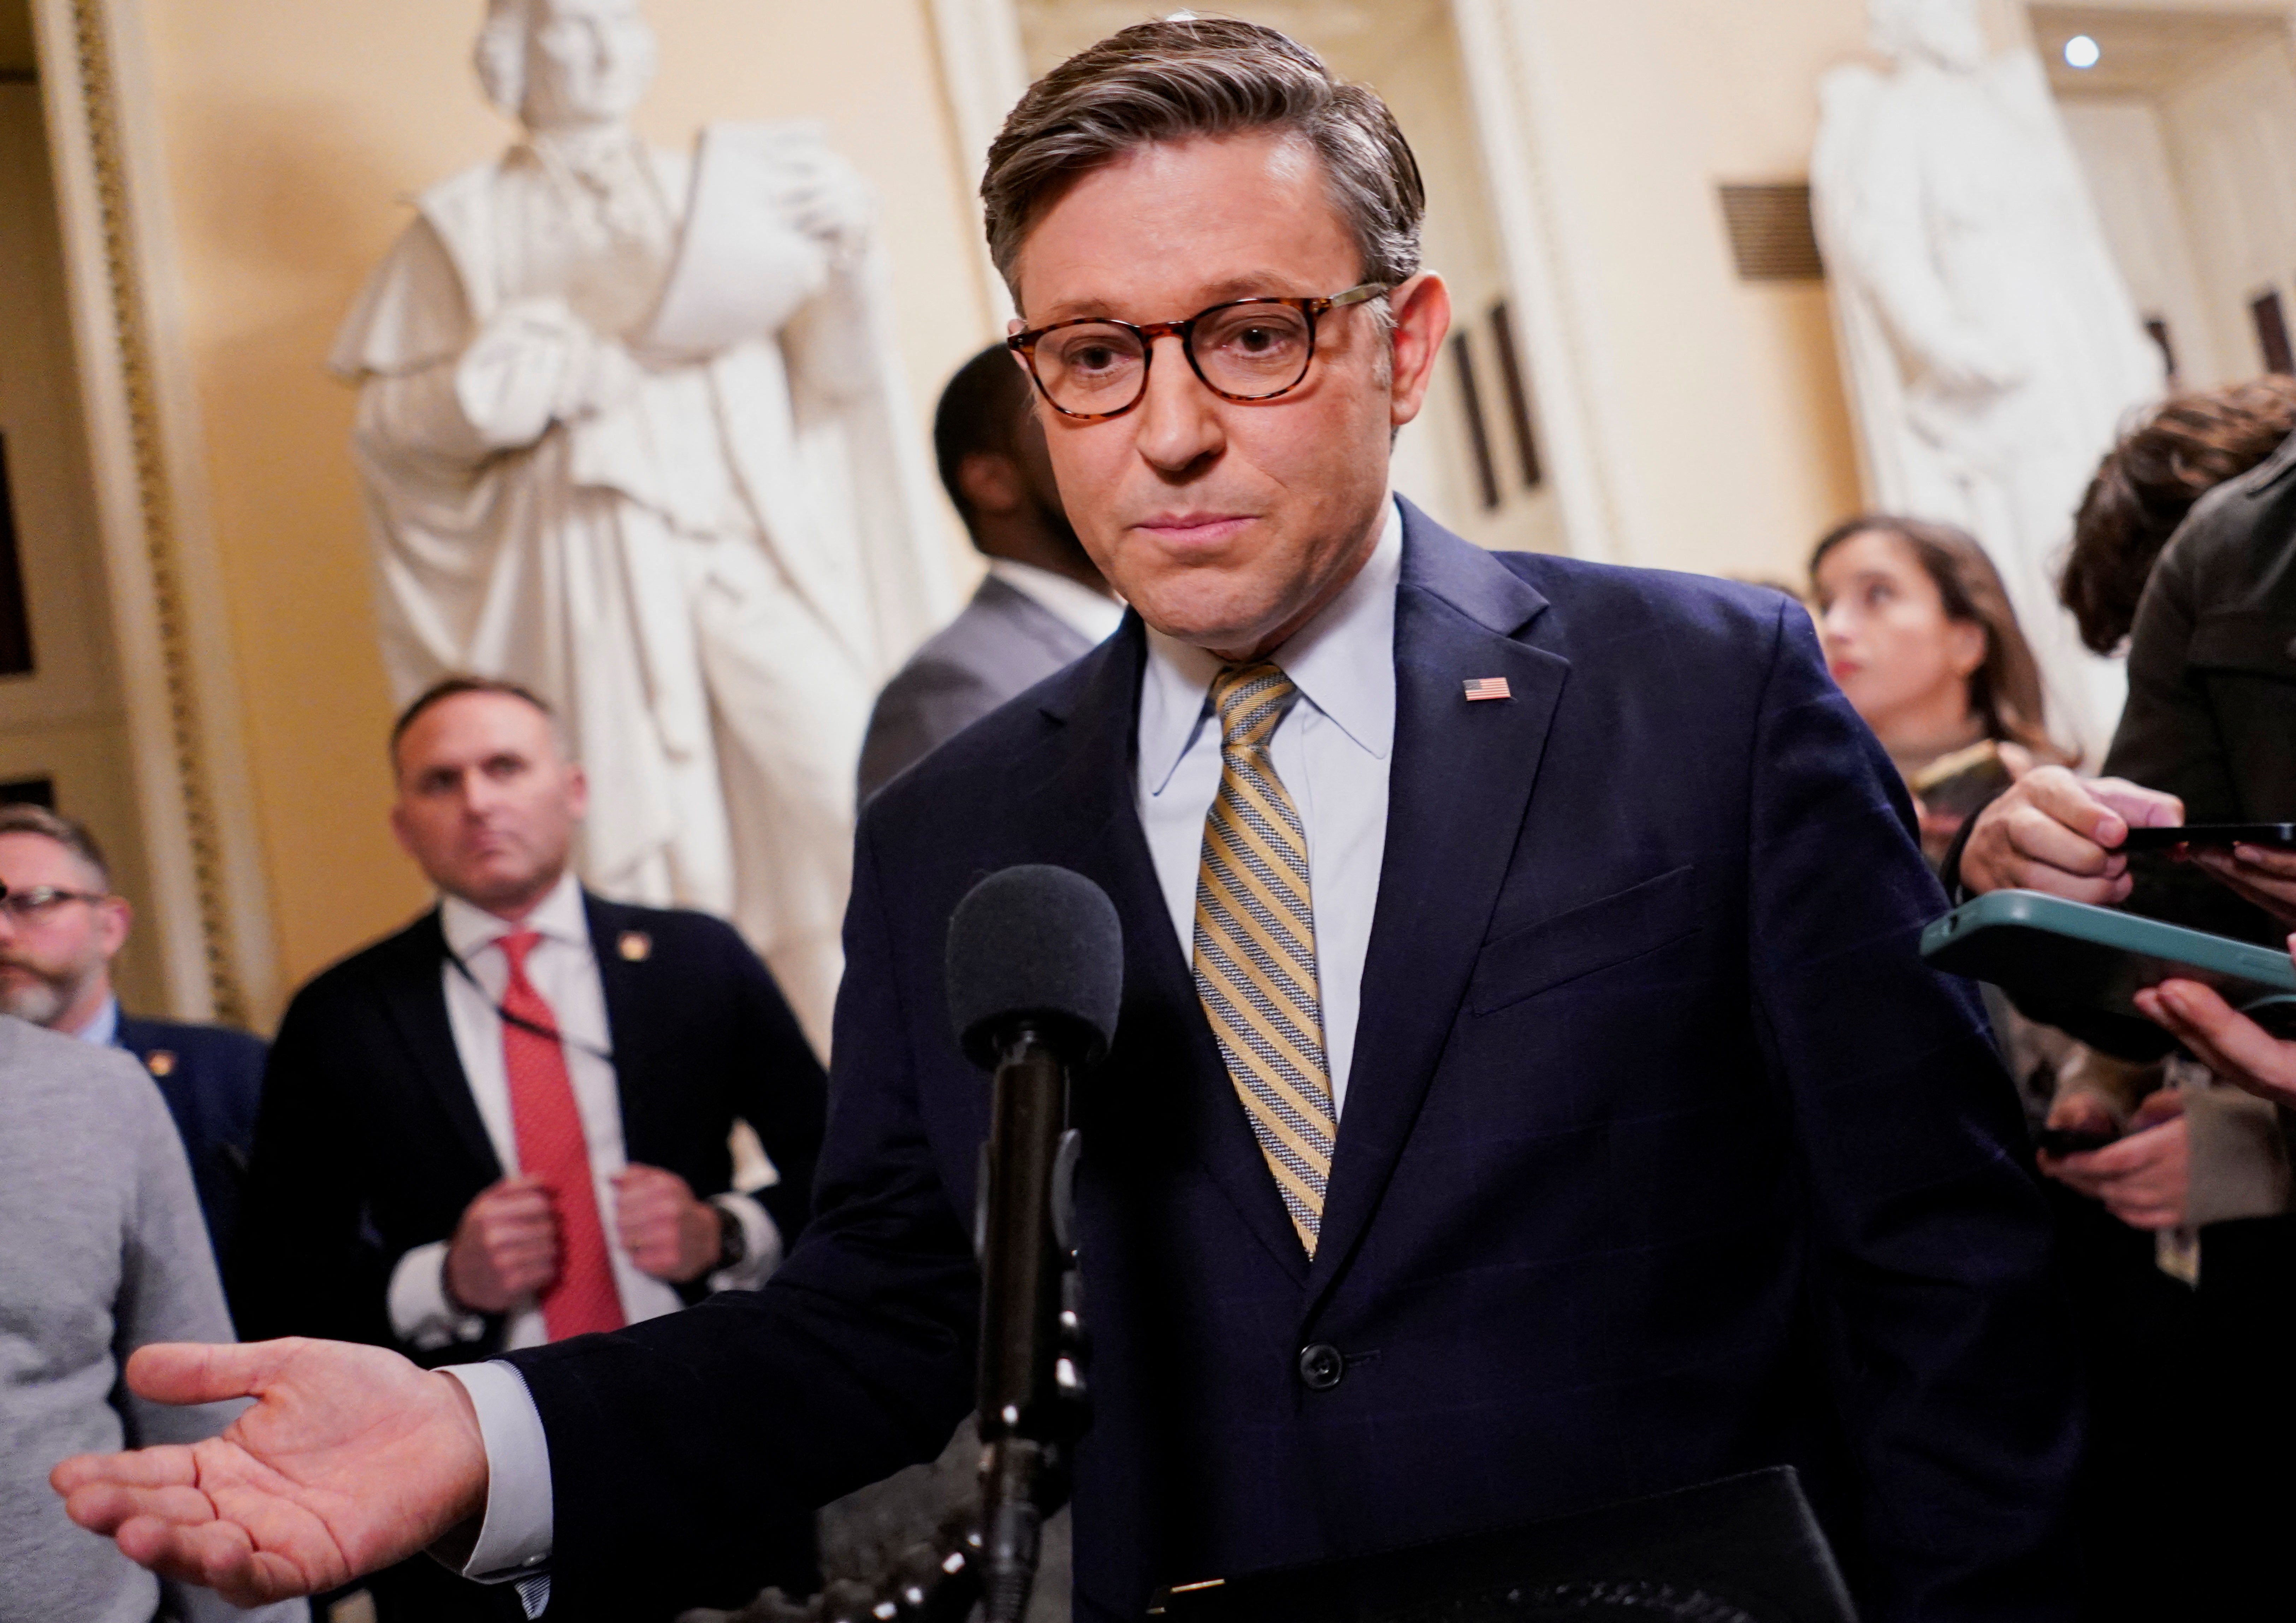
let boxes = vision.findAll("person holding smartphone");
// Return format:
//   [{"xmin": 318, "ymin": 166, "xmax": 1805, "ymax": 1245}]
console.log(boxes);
[
  {"xmin": 2138, "ymin": 928, "xmax": 2296, "ymax": 1109},
  {"xmin": 1947, "ymin": 378, "xmax": 2296, "ymax": 1619}
]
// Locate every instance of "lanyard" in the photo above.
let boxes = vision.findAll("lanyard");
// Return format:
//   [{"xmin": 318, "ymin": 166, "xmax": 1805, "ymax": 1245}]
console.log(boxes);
[{"xmin": 444, "ymin": 941, "xmax": 617, "ymax": 1065}]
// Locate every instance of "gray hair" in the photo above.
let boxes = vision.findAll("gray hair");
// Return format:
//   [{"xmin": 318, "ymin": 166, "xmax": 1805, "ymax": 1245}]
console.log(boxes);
[
  {"xmin": 474, "ymin": 0, "xmax": 533, "ymax": 117},
  {"xmin": 0, "ymin": 803, "xmax": 111, "ymax": 888},
  {"xmin": 982, "ymin": 17, "xmax": 1424, "ymax": 311}
]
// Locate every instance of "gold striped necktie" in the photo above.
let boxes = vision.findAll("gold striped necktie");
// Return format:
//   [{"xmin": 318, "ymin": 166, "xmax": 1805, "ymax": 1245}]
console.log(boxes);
[{"xmin": 1191, "ymin": 663, "xmax": 1336, "ymax": 1256}]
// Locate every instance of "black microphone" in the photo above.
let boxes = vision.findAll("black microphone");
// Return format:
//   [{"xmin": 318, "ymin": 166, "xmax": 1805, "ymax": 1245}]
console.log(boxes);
[{"xmin": 947, "ymin": 865, "xmax": 1123, "ymax": 1623}]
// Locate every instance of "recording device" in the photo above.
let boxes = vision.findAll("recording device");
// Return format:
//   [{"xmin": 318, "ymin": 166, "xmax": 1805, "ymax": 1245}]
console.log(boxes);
[
  {"xmin": 2118, "ymin": 822, "xmax": 2296, "ymax": 853},
  {"xmin": 1923, "ymin": 889, "xmax": 2296, "ymax": 1058},
  {"xmin": 1908, "ymin": 739, "xmax": 2013, "ymax": 822},
  {"xmin": 946, "ymin": 865, "xmax": 1124, "ymax": 1623}
]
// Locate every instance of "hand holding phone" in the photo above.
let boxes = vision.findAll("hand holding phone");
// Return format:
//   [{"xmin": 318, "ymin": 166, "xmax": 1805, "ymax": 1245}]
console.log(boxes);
[
  {"xmin": 2116, "ymin": 822, "xmax": 2296, "ymax": 852},
  {"xmin": 2032, "ymin": 1125, "xmax": 2117, "ymax": 1156}
]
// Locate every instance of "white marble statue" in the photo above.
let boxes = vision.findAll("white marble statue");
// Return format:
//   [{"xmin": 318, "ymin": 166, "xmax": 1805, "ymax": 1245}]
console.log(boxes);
[
  {"xmin": 330, "ymin": 0, "xmax": 954, "ymax": 1046},
  {"xmin": 1812, "ymin": 0, "xmax": 2164, "ymax": 760}
]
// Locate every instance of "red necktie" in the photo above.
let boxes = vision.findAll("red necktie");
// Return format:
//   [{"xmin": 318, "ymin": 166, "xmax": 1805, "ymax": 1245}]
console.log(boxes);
[{"xmin": 498, "ymin": 930, "xmax": 624, "ymax": 1339}]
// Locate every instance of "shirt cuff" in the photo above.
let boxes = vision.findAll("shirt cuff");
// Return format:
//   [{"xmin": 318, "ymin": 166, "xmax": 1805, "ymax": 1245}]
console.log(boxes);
[
  {"xmin": 438, "ymin": 1361, "xmax": 555, "ymax": 1585},
  {"xmin": 389, "ymin": 1241, "xmax": 487, "ymax": 1351},
  {"xmin": 708, "ymin": 1193, "xmax": 783, "ymax": 1292}
]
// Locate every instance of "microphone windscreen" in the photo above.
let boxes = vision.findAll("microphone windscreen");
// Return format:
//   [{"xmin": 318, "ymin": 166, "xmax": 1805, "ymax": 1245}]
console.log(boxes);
[{"xmin": 947, "ymin": 865, "xmax": 1124, "ymax": 1068}]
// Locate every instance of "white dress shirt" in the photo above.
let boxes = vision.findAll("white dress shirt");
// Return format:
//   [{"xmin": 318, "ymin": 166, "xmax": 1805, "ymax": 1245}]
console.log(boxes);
[
  {"xmin": 447, "ymin": 499, "xmax": 1408, "ymax": 1603},
  {"xmin": 986, "ymin": 557, "xmax": 1128, "ymax": 645},
  {"xmin": 398, "ymin": 872, "xmax": 779, "ymax": 1355}
]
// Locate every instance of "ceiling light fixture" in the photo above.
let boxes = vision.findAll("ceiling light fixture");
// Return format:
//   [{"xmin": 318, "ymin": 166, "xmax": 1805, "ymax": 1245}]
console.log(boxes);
[{"xmin": 2064, "ymin": 34, "xmax": 2102, "ymax": 70}]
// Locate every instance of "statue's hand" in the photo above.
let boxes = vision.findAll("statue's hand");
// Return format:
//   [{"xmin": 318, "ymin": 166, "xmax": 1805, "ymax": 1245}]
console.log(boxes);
[
  {"xmin": 458, "ymin": 298, "xmax": 641, "ymax": 446},
  {"xmin": 1919, "ymin": 337, "xmax": 2022, "ymax": 398},
  {"xmin": 52, "ymin": 1339, "xmax": 489, "ymax": 1607},
  {"xmin": 775, "ymin": 146, "xmax": 873, "ymax": 260}
]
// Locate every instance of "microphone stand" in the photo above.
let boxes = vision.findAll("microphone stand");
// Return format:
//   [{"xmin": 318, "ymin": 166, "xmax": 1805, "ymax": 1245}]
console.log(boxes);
[
  {"xmin": 964, "ymin": 1028, "xmax": 1079, "ymax": 1623},
  {"xmin": 810, "ymin": 1023, "xmax": 1088, "ymax": 1623},
  {"xmin": 974, "ymin": 1022, "xmax": 1089, "ymax": 1623}
]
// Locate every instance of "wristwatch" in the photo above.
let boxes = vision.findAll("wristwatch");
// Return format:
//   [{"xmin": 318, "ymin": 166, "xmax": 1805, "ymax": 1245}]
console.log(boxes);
[{"xmin": 713, "ymin": 1201, "xmax": 748, "ymax": 1273}]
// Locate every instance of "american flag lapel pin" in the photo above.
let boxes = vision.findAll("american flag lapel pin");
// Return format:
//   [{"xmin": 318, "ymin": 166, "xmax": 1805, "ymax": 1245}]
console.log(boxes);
[
  {"xmin": 1462, "ymin": 676, "xmax": 1512, "ymax": 702},
  {"xmin": 618, "ymin": 929, "xmax": 652, "ymax": 962}
]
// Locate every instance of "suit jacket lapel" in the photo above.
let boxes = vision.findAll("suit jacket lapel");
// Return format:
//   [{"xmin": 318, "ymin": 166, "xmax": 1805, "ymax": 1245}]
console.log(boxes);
[
  {"xmin": 585, "ymin": 892, "xmax": 656, "ymax": 1162},
  {"xmin": 1034, "ymin": 619, "xmax": 1312, "ymax": 1284},
  {"xmin": 1306, "ymin": 503, "xmax": 1567, "ymax": 1300},
  {"xmin": 384, "ymin": 911, "xmax": 502, "ymax": 1178}
]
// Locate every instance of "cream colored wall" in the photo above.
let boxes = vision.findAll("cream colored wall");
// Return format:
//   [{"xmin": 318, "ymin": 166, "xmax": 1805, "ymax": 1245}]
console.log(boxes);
[
  {"xmin": 1521, "ymin": 0, "xmax": 1864, "ymax": 584},
  {"xmin": 1341, "ymin": 8, "xmax": 1567, "ymax": 557},
  {"xmin": 130, "ymin": 0, "xmax": 992, "ymax": 1010},
  {"xmin": 2154, "ymin": 32, "xmax": 2296, "ymax": 378}
]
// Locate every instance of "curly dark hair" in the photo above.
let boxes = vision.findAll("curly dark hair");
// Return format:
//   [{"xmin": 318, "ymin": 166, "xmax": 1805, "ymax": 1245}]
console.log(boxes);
[{"xmin": 2062, "ymin": 376, "xmax": 2296, "ymax": 654}]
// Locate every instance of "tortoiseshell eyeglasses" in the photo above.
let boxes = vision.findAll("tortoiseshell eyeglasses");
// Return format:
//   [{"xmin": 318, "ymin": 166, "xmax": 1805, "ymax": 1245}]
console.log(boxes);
[{"xmin": 1007, "ymin": 282, "xmax": 1392, "ymax": 421}]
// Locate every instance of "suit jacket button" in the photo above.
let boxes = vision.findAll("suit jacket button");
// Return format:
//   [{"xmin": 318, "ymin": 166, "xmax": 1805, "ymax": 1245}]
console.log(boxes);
[{"xmin": 1297, "ymin": 1343, "xmax": 1344, "ymax": 1391}]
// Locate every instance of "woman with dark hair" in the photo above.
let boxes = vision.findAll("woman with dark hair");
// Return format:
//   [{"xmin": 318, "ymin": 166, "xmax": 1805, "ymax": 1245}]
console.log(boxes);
[
  {"xmin": 1809, "ymin": 514, "xmax": 2066, "ymax": 865},
  {"xmin": 2061, "ymin": 375, "xmax": 2296, "ymax": 657}
]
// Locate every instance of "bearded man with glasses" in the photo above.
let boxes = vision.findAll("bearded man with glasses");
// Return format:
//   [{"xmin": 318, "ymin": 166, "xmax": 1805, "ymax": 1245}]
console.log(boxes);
[
  {"xmin": 0, "ymin": 803, "xmax": 268, "ymax": 1268},
  {"xmin": 58, "ymin": 18, "xmax": 2077, "ymax": 1623}
]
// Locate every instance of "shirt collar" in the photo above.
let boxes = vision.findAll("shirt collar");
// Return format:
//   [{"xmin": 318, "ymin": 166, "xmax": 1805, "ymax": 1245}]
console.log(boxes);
[
  {"xmin": 1139, "ymin": 496, "xmax": 1403, "ymax": 797},
  {"xmin": 74, "ymin": 995, "xmax": 120, "ymax": 1047},
  {"xmin": 439, "ymin": 869, "xmax": 590, "ymax": 960},
  {"xmin": 986, "ymin": 558, "xmax": 1128, "ymax": 646}
]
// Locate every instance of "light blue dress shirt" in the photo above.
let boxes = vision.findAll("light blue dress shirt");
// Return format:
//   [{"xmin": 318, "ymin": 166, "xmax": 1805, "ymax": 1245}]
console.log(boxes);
[
  {"xmin": 1133, "ymin": 496, "xmax": 1400, "ymax": 1112},
  {"xmin": 72, "ymin": 997, "xmax": 119, "ymax": 1047}
]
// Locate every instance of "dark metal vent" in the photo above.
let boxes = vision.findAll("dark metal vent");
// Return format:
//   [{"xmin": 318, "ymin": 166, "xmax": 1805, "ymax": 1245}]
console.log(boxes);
[
  {"xmin": 1448, "ymin": 334, "xmax": 1501, "ymax": 512},
  {"xmin": 1717, "ymin": 183, "xmax": 1823, "ymax": 282},
  {"xmin": 2254, "ymin": 289, "xmax": 2293, "ymax": 375}
]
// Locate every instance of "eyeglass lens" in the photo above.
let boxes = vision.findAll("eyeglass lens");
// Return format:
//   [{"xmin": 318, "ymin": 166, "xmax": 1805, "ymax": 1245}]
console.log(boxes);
[{"xmin": 1033, "ymin": 303, "xmax": 1315, "ymax": 414}]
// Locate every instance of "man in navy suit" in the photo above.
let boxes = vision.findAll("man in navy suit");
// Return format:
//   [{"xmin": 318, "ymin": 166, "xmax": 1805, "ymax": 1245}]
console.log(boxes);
[
  {"xmin": 0, "ymin": 803, "xmax": 267, "ymax": 1266},
  {"xmin": 56, "ymin": 19, "xmax": 2077, "ymax": 1623}
]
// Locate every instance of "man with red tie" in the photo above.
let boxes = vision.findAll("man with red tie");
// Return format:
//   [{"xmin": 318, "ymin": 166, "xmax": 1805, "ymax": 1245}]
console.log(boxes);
[{"xmin": 228, "ymin": 677, "xmax": 827, "ymax": 1621}]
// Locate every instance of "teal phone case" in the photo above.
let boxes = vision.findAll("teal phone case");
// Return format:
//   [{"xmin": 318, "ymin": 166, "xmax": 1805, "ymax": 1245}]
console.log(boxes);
[{"xmin": 1921, "ymin": 889, "xmax": 2296, "ymax": 1058}]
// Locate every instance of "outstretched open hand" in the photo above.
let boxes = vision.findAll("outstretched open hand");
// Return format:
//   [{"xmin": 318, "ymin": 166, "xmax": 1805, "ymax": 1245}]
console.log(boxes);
[{"xmin": 51, "ymin": 1338, "xmax": 489, "ymax": 1607}]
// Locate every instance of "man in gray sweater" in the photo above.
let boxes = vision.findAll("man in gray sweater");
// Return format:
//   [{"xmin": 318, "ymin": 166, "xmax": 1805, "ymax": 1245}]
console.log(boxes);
[{"xmin": 1, "ymin": 1014, "xmax": 305, "ymax": 1623}]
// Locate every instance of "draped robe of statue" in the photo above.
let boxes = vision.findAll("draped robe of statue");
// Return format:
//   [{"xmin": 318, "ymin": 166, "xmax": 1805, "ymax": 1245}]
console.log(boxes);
[
  {"xmin": 1813, "ymin": 45, "xmax": 2163, "ymax": 760},
  {"xmin": 330, "ymin": 129, "xmax": 952, "ymax": 1048}
]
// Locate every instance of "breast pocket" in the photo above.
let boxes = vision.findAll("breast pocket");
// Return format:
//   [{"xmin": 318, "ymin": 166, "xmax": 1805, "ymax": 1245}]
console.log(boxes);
[{"xmin": 1468, "ymin": 864, "xmax": 1701, "ymax": 1015}]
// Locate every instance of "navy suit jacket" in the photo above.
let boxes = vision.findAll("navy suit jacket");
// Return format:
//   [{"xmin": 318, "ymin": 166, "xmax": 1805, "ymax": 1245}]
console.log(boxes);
[
  {"xmin": 506, "ymin": 508, "xmax": 2078, "ymax": 1623},
  {"xmin": 232, "ymin": 893, "xmax": 827, "ymax": 1368},
  {"xmin": 116, "ymin": 1013, "xmax": 266, "ymax": 1269}
]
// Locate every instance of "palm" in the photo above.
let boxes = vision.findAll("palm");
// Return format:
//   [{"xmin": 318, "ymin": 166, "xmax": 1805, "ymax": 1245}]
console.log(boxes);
[{"xmin": 53, "ymin": 1338, "xmax": 487, "ymax": 1607}]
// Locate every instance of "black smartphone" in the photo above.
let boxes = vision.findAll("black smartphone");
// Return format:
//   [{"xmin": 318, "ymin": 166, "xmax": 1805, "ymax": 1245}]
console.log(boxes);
[
  {"xmin": 2032, "ymin": 1126, "xmax": 2118, "ymax": 1157},
  {"xmin": 2120, "ymin": 822, "xmax": 2296, "ymax": 852}
]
